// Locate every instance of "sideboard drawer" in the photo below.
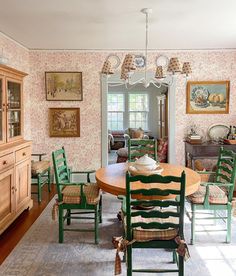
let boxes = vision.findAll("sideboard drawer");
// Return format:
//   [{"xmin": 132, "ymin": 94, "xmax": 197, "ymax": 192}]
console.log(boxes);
[
  {"xmin": 15, "ymin": 146, "xmax": 31, "ymax": 163},
  {"xmin": 0, "ymin": 153, "xmax": 14, "ymax": 172}
]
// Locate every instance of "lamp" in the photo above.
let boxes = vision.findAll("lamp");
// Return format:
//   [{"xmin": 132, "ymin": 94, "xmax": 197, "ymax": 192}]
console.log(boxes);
[{"xmin": 101, "ymin": 8, "xmax": 192, "ymax": 88}]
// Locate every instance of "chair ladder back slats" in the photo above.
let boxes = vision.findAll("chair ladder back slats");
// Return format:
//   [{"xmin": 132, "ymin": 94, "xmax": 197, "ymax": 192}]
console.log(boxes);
[
  {"xmin": 55, "ymin": 157, "xmax": 67, "ymax": 165},
  {"xmin": 218, "ymin": 165, "xmax": 233, "ymax": 175},
  {"xmin": 126, "ymin": 171, "xmax": 186, "ymax": 239},
  {"xmin": 131, "ymin": 188, "xmax": 180, "ymax": 196},
  {"xmin": 131, "ymin": 210, "xmax": 180, "ymax": 219},
  {"xmin": 217, "ymin": 173, "xmax": 231, "ymax": 183},
  {"xmin": 131, "ymin": 222, "xmax": 180, "ymax": 229},
  {"xmin": 129, "ymin": 174, "xmax": 182, "ymax": 183},
  {"xmin": 131, "ymin": 200, "xmax": 180, "ymax": 208},
  {"xmin": 57, "ymin": 164, "xmax": 68, "ymax": 174},
  {"xmin": 219, "ymin": 158, "xmax": 234, "ymax": 167},
  {"xmin": 128, "ymin": 139, "xmax": 157, "ymax": 162}
]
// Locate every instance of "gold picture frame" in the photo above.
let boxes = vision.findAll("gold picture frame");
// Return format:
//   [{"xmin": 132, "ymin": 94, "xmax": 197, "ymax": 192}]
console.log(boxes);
[
  {"xmin": 45, "ymin": 72, "xmax": 83, "ymax": 101},
  {"xmin": 186, "ymin": 81, "xmax": 230, "ymax": 114},
  {"xmin": 49, "ymin": 108, "xmax": 80, "ymax": 137}
]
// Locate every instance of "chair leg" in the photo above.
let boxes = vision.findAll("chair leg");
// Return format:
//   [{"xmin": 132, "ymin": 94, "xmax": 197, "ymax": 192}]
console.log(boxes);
[
  {"xmin": 173, "ymin": 250, "xmax": 177, "ymax": 263},
  {"xmin": 37, "ymin": 174, "xmax": 42, "ymax": 203},
  {"xmin": 66, "ymin": 209, "xmax": 71, "ymax": 225},
  {"xmin": 47, "ymin": 167, "xmax": 51, "ymax": 192},
  {"xmin": 95, "ymin": 205, "xmax": 99, "ymax": 244},
  {"xmin": 178, "ymin": 255, "xmax": 184, "ymax": 276},
  {"xmin": 226, "ymin": 205, "xmax": 232, "ymax": 243},
  {"xmin": 191, "ymin": 204, "xmax": 196, "ymax": 245},
  {"xmin": 59, "ymin": 207, "xmax": 64, "ymax": 243},
  {"xmin": 99, "ymin": 196, "xmax": 102, "ymax": 223},
  {"xmin": 127, "ymin": 245, "xmax": 132, "ymax": 276}
]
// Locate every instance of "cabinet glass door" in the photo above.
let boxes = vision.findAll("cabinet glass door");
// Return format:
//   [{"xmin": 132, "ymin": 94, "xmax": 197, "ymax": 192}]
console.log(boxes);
[
  {"xmin": 0, "ymin": 77, "xmax": 4, "ymax": 143},
  {"xmin": 7, "ymin": 80, "xmax": 22, "ymax": 140}
]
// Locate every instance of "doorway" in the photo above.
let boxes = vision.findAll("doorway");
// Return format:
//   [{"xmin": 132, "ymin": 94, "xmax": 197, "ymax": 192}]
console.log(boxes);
[{"xmin": 101, "ymin": 73, "xmax": 177, "ymax": 167}]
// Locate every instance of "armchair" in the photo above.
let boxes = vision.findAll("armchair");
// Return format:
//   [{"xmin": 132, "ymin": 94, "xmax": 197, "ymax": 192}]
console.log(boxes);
[
  {"xmin": 31, "ymin": 153, "xmax": 51, "ymax": 202},
  {"xmin": 124, "ymin": 128, "xmax": 149, "ymax": 147},
  {"xmin": 186, "ymin": 147, "xmax": 236, "ymax": 244},
  {"xmin": 52, "ymin": 147, "xmax": 102, "ymax": 244}
]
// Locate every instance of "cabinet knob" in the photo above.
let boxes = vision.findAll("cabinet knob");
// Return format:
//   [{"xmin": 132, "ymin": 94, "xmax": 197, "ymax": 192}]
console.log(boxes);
[
  {"xmin": 3, "ymin": 160, "xmax": 7, "ymax": 165},
  {"xmin": 22, "ymin": 152, "xmax": 26, "ymax": 156}
]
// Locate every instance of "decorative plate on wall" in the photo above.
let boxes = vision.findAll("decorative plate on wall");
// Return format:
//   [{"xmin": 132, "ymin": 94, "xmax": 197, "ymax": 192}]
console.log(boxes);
[
  {"xmin": 106, "ymin": 54, "xmax": 121, "ymax": 69},
  {"xmin": 156, "ymin": 55, "xmax": 169, "ymax": 68},
  {"xmin": 208, "ymin": 124, "xmax": 229, "ymax": 140},
  {"xmin": 134, "ymin": 55, "xmax": 146, "ymax": 68}
]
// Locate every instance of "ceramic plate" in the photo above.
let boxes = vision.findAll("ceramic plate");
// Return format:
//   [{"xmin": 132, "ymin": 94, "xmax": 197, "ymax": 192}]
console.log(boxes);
[
  {"xmin": 106, "ymin": 54, "xmax": 121, "ymax": 69},
  {"xmin": 208, "ymin": 124, "xmax": 229, "ymax": 140},
  {"xmin": 134, "ymin": 55, "xmax": 146, "ymax": 68},
  {"xmin": 156, "ymin": 55, "xmax": 169, "ymax": 68},
  {"xmin": 128, "ymin": 165, "xmax": 163, "ymax": 176}
]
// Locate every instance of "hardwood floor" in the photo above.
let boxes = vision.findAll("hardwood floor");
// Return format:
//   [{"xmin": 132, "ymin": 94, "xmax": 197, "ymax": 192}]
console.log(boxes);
[{"xmin": 0, "ymin": 184, "xmax": 57, "ymax": 265}]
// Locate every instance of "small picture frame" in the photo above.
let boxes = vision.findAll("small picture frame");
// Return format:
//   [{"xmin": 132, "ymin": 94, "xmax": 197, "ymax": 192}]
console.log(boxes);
[
  {"xmin": 49, "ymin": 108, "xmax": 80, "ymax": 137},
  {"xmin": 45, "ymin": 72, "xmax": 83, "ymax": 101},
  {"xmin": 186, "ymin": 81, "xmax": 230, "ymax": 114}
]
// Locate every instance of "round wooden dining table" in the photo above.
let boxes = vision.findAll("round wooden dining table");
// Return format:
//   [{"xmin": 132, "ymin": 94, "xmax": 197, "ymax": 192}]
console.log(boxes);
[{"xmin": 96, "ymin": 163, "xmax": 201, "ymax": 199}]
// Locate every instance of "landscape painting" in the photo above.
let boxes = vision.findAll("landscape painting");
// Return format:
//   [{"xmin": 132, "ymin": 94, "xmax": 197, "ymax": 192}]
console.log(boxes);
[
  {"xmin": 49, "ymin": 108, "xmax": 80, "ymax": 137},
  {"xmin": 45, "ymin": 72, "xmax": 83, "ymax": 101},
  {"xmin": 186, "ymin": 81, "xmax": 229, "ymax": 114}
]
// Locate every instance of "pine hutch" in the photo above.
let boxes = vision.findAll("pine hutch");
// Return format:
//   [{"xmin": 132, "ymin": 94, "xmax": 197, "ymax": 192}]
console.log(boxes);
[{"xmin": 0, "ymin": 64, "xmax": 32, "ymax": 235}]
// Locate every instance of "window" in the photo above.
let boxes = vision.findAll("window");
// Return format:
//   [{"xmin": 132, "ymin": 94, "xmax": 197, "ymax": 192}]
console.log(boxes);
[
  {"xmin": 129, "ymin": 94, "xmax": 149, "ymax": 130},
  {"xmin": 107, "ymin": 94, "xmax": 124, "ymax": 130}
]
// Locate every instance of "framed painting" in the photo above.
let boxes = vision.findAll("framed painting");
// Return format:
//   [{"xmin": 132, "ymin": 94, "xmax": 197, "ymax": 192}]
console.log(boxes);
[
  {"xmin": 186, "ymin": 81, "xmax": 230, "ymax": 114},
  {"xmin": 49, "ymin": 108, "xmax": 80, "ymax": 137},
  {"xmin": 45, "ymin": 72, "xmax": 83, "ymax": 101}
]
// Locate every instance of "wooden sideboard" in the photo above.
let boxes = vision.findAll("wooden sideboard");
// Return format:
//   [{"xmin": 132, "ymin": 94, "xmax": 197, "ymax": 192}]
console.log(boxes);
[
  {"xmin": 0, "ymin": 65, "xmax": 32, "ymax": 235},
  {"xmin": 185, "ymin": 141, "xmax": 236, "ymax": 170},
  {"xmin": 0, "ymin": 140, "xmax": 32, "ymax": 234}
]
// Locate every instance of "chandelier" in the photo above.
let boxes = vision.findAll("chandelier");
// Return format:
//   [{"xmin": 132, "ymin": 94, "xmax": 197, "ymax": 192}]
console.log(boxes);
[{"xmin": 101, "ymin": 8, "xmax": 192, "ymax": 88}]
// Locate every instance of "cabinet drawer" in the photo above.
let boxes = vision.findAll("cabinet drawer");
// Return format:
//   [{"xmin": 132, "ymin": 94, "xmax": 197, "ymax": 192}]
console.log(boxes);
[
  {"xmin": 15, "ymin": 146, "xmax": 31, "ymax": 163},
  {"xmin": 0, "ymin": 153, "xmax": 14, "ymax": 172}
]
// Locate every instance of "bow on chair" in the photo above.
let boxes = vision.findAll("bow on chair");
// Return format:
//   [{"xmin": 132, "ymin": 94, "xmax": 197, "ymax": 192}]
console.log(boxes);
[
  {"xmin": 112, "ymin": 236, "xmax": 136, "ymax": 275},
  {"xmin": 52, "ymin": 198, "xmax": 63, "ymax": 221},
  {"xmin": 175, "ymin": 236, "xmax": 190, "ymax": 261}
]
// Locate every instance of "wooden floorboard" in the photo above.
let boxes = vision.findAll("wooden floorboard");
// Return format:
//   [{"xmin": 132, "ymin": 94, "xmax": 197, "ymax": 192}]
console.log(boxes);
[{"xmin": 0, "ymin": 184, "xmax": 57, "ymax": 265}]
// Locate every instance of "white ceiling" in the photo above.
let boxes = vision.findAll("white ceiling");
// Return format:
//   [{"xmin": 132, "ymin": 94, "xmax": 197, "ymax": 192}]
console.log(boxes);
[{"xmin": 0, "ymin": 0, "xmax": 236, "ymax": 50}]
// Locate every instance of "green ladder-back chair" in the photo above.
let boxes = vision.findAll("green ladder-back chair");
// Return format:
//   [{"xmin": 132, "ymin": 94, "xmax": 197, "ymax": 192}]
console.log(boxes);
[
  {"xmin": 123, "ymin": 171, "xmax": 186, "ymax": 276},
  {"xmin": 186, "ymin": 147, "xmax": 236, "ymax": 244},
  {"xmin": 128, "ymin": 138, "xmax": 157, "ymax": 162},
  {"xmin": 31, "ymin": 153, "xmax": 51, "ymax": 202},
  {"xmin": 52, "ymin": 147, "xmax": 102, "ymax": 244}
]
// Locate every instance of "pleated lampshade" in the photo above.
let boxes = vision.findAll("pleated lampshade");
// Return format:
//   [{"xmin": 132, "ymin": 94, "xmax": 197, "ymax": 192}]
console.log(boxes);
[
  {"xmin": 101, "ymin": 60, "xmax": 114, "ymax": 75},
  {"xmin": 155, "ymin": 66, "xmax": 164, "ymax": 79},
  {"xmin": 120, "ymin": 66, "xmax": 129, "ymax": 80},
  {"xmin": 167, "ymin": 57, "xmax": 181, "ymax": 73},
  {"xmin": 182, "ymin": 62, "xmax": 192, "ymax": 76},
  {"xmin": 121, "ymin": 54, "xmax": 136, "ymax": 71}
]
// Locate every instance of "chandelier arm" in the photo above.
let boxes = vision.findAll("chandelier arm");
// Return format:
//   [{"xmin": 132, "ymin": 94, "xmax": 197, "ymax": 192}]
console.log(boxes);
[
  {"xmin": 108, "ymin": 82, "xmax": 126, "ymax": 87},
  {"xmin": 144, "ymin": 11, "xmax": 148, "ymax": 83}
]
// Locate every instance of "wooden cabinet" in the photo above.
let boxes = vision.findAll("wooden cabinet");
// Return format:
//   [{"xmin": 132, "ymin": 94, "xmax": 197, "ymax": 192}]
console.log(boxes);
[
  {"xmin": 0, "ymin": 65, "xmax": 32, "ymax": 235},
  {"xmin": 15, "ymin": 159, "xmax": 31, "ymax": 213},
  {"xmin": 0, "ymin": 65, "xmax": 25, "ymax": 145},
  {"xmin": 0, "ymin": 168, "xmax": 15, "ymax": 229}
]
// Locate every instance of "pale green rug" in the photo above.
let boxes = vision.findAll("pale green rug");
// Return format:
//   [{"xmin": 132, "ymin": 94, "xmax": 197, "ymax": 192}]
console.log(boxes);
[{"xmin": 0, "ymin": 193, "xmax": 236, "ymax": 276}]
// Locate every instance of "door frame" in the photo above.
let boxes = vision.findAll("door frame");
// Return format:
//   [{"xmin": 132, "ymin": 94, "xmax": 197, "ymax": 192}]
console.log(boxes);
[{"xmin": 101, "ymin": 72, "xmax": 177, "ymax": 166}]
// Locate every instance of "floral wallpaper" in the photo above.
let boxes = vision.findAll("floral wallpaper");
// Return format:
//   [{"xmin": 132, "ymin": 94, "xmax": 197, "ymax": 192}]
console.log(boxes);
[{"xmin": 1, "ymin": 32, "xmax": 236, "ymax": 169}]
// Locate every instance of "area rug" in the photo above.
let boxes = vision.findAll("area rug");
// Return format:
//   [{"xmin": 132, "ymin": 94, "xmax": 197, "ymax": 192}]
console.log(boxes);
[{"xmin": 0, "ymin": 194, "xmax": 236, "ymax": 276}]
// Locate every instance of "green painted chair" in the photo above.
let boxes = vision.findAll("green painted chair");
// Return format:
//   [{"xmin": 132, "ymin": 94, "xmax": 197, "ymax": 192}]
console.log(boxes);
[
  {"xmin": 123, "ymin": 171, "xmax": 186, "ymax": 275},
  {"xmin": 52, "ymin": 147, "xmax": 102, "ymax": 244},
  {"xmin": 186, "ymin": 147, "xmax": 236, "ymax": 244},
  {"xmin": 128, "ymin": 138, "xmax": 157, "ymax": 162},
  {"xmin": 31, "ymin": 153, "xmax": 51, "ymax": 202}
]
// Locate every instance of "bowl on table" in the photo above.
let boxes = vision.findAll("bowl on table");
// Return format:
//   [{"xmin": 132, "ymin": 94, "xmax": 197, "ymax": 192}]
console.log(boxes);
[{"xmin": 133, "ymin": 154, "xmax": 157, "ymax": 171}]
